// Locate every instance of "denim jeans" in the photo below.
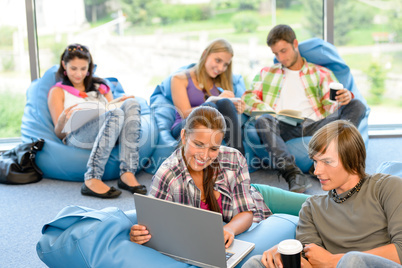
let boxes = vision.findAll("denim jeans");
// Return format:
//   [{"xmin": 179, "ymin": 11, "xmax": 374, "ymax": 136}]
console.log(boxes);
[
  {"xmin": 65, "ymin": 98, "xmax": 141, "ymax": 181},
  {"xmin": 171, "ymin": 99, "xmax": 245, "ymax": 155},
  {"xmin": 241, "ymin": 255, "xmax": 265, "ymax": 268},
  {"xmin": 254, "ymin": 99, "xmax": 366, "ymax": 169},
  {"xmin": 337, "ymin": 252, "xmax": 402, "ymax": 268},
  {"xmin": 242, "ymin": 252, "xmax": 402, "ymax": 268}
]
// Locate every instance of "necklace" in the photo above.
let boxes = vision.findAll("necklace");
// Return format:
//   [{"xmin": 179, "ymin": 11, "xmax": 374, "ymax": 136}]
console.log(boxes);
[{"xmin": 331, "ymin": 178, "xmax": 365, "ymax": 203}]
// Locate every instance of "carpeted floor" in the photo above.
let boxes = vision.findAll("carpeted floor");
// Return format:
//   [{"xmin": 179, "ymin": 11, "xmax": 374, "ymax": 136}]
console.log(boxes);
[{"xmin": 0, "ymin": 137, "xmax": 401, "ymax": 268}]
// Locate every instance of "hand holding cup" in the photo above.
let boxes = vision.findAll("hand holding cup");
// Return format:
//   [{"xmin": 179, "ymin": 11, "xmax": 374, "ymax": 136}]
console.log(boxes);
[
  {"xmin": 277, "ymin": 239, "xmax": 303, "ymax": 268},
  {"xmin": 329, "ymin": 82, "xmax": 343, "ymax": 102}
]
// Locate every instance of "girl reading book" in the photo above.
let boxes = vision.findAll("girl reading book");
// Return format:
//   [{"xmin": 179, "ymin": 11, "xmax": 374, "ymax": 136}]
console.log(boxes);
[
  {"xmin": 170, "ymin": 38, "xmax": 246, "ymax": 155},
  {"xmin": 48, "ymin": 43, "xmax": 146, "ymax": 198}
]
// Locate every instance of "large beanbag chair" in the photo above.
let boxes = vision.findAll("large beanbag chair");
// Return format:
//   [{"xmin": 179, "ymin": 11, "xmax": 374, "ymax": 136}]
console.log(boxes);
[
  {"xmin": 376, "ymin": 161, "xmax": 402, "ymax": 177},
  {"xmin": 144, "ymin": 63, "xmax": 249, "ymax": 174},
  {"xmin": 37, "ymin": 185, "xmax": 305, "ymax": 267},
  {"xmin": 244, "ymin": 38, "xmax": 370, "ymax": 173},
  {"xmin": 21, "ymin": 65, "xmax": 158, "ymax": 181}
]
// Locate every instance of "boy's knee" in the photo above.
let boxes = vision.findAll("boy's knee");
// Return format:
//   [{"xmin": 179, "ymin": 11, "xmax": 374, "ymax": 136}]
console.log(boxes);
[
  {"xmin": 337, "ymin": 251, "xmax": 366, "ymax": 267},
  {"xmin": 255, "ymin": 114, "xmax": 275, "ymax": 129},
  {"xmin": 242, "ymin": 255, "xmax": 265, "ymax": 268}
]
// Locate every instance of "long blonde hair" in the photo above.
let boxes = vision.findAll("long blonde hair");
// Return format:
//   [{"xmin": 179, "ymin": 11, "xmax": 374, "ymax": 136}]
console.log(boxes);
[{"xmin": 195, "ymin": 38, "xmax": 234, "ymax": 95}]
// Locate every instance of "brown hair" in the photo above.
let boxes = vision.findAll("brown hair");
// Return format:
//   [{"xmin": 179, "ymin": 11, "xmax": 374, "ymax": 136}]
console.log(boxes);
[
  {"xmin": 267, "ymin": 24, "xmax": 297, "ymax": 47},
  {"xmin": 195, "ymin": 38, "xmax": 234, "ymax": 94},
  {"xmin": 182, "ymin": 106, "xmax": 226, "ymax": 213},
  {"xmin": 308, "ymin": 120, "xmax": 366, "ymax": 179}
]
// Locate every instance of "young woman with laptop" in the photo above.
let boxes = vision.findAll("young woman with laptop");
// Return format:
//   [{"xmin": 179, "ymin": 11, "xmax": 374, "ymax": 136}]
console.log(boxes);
[{"xmin": 130, "ymin": 106, "xmax": 308, "ymax": 248}]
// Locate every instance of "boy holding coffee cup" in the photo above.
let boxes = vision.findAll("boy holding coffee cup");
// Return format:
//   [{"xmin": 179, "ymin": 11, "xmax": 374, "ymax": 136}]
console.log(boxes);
[
  {"xmin": 242, "ymin": 121, "xmax": 402, "ymax": 268},
  {"xmin": 242, "ymin": 24, "xmax": 366, "ymax": 194}
]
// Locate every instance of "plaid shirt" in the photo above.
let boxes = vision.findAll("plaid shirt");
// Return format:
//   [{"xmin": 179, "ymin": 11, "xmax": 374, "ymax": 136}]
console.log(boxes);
[
  {"xmin": 150, "ymin": 146, "xmax": 272, "ymax": 223},
  {"xmin": 242, "ymin": 58, "xmax": 340, "ymax": 119}
]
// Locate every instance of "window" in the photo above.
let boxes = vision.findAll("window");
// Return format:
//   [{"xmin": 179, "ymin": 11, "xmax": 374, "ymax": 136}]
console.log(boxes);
[
  {"xmin": 3, "ymin": 0, "xmax": 401, "ymax": 140},
  {"xmin": 333, "ymin": 0, "xmax": 402, "ymax": 125},
  {"xmin": 34, "ymin": 0, "xmax": 323, "ymax": 100},
  {"xmin": 0, "ymin": 0, "xmax": 30, "ymax": 138}
]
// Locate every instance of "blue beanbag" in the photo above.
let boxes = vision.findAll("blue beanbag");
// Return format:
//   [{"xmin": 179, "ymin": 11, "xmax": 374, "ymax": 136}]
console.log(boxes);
[
  {"xmin": 376, "ymin": 161, "xmax": 402, "ymax": 177},
  {"xmin": 36, "ymin": 185, "xmax": 305, "ymax": 267},
  {"xmin": 36, "ymin": 205, "xmax": 298, "ymax": 268},
  {"xmin": 21, "ymin": 65, "xmax": 158, "ymax": 181},
  {"xmin": 244, "ymin": 38, "xmax": 370, "ymax": 173}
]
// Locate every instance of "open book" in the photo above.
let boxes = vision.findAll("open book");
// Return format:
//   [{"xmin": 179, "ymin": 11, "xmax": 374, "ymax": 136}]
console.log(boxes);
[
  {"xmin": 62, "ymin": 97, "xmax": 124, "ymax": 133},
  {"xmin": 251, "ymin": 108, "xmax": 305, "ymax": 126},
  {"xmin": 205, "ymin": 96, "xmax": 241, "ymax": 104}
]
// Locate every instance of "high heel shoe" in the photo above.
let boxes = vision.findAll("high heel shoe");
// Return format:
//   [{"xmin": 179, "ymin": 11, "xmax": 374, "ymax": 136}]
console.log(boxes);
[{"xmin": 117, "ymin": 178, "xmax": 147, "ymax": 195}]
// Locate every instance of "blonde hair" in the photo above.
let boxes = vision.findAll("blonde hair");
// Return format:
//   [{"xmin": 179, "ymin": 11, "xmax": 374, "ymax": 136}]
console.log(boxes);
[
  {"xmin": 308, "ymin": 120, "xmax": 366, "ymax": 179},
  {"xmin": 195, "ymin": 38, "xmax": 234, "ymax": 94}
]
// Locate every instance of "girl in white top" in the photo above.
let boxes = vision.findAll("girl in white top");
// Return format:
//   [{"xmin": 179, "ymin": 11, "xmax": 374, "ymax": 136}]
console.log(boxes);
[{"xmin": 48, "ymin": 44, "xmax": 146, "ymax": 198}]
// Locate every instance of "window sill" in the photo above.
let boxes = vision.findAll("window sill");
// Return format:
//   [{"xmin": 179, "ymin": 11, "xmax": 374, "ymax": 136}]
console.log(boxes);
[
  {"xmin": 368, "ymin": 124, "xmax": 402, "ymax": 138},
  {"xmin": 0, "ymin": 138, "xmax": 21, "ymax": 152}
]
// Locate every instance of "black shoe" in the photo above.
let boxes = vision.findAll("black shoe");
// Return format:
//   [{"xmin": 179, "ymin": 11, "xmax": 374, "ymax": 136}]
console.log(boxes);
[
  {"xmin": 288, "ymin": 174, "xmax": 313, "ymax": 193},
  {"xmin": 117, "ymin": 178, "xmax": 147, "ymax": 195},
  {"xmin": 81, "ymin": 183, "xmax": 122, "ymax": 198}
]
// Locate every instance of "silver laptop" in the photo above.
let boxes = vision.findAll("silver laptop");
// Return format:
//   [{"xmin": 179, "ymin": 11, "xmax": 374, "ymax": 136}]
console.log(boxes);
[{"xmin": 134, "ymin": 193, "xmax": 255, "ymax": 268}]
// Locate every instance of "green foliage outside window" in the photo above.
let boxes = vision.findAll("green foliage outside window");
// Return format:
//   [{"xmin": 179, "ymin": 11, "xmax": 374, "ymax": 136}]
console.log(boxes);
[
  {"xmin": 389, "ymin": 0, "xmax": 402, "ymax": 42},
  {"xmin": 0, "ymin": 26, "xmax": 15, "ymax": 48},
  {"xmin": 303, "ymin": 0, "xmax": 375, "ymax": 45},
  {"xmin": 235, "ymin": 0, "xmax": 261, "ymax": 11},
  {"xmin": 156, "ymin": 4, "xmax": 212, "ymax": 25},
  {"xmin": 119, "ymin": 0, "xmax": 162, "ymax": 25},
  {"xmin": 232, "ymin": 12, "xmax": 259, "ymax": 33},
  {"xmin": 0, "ymin": 92, "xmax": 25, "ymax": 138},
  {"xmin": 365, "ymin": 62, "xmax": 387, "ymax": 105}
]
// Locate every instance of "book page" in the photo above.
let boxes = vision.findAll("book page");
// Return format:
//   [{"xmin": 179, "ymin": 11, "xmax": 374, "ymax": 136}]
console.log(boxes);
[
  {"xmin": 62, "ymin": 101, "xmax": 106, "ymax": 133},
  {"xmin": 205, "ymin": 96, "xmax": 241, "ymax": 104},
  {"xmin": 250, "ymin": 107, "xmax": 275, "ymax": 117},
  {"xmin": 107, "ymin": 96, "xmax": 124, "ymax": 109},
  {"xmin": 277, "ymin": 109, "xmax": 304, "ymax": 119}
]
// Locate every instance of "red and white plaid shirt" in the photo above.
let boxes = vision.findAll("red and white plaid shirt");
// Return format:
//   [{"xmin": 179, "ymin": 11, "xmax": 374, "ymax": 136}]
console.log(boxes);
[{"xmin": 150, "ymin": 146, "xmax": 272, "ymax": 223}]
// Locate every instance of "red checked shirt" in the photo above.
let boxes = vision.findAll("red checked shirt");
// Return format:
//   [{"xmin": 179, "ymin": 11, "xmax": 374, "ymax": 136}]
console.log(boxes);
[
  {"xmin": 149, "ymin": 146, "xmax": 272, "ymax": 223},
  {"xmin": 242, "ymin": 58, "xmax": 344, "ymax": 119}
]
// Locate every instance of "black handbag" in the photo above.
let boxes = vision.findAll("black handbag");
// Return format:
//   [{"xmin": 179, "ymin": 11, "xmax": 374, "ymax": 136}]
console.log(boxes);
[{"xmin": 0, "ymin": 138, "xmax": 45, "ymax": 184}]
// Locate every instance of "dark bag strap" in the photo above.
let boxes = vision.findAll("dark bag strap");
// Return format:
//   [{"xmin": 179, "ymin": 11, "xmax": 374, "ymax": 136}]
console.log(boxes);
[{"xmin": 29, "ymin": 138, "xmax": 45, "ymax": 176}]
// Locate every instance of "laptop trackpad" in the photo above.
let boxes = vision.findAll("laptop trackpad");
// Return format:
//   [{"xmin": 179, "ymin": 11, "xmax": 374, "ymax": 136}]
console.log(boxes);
[{"xmin": 226, "ymin": 239, "xmax": 255, "ymax": 268}]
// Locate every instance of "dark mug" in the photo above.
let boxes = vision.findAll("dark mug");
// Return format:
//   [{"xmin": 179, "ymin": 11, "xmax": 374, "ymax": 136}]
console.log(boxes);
[
  {"xmin": 329, "ymin": 82, "xmax": 343, "ymax": 101},
  {"xmin": 278, "ymin": 239, "xmax": 303, "ymax": 268}
]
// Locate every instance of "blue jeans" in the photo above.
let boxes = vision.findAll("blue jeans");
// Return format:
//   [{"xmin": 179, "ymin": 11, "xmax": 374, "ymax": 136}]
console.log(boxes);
[
  {"xmin": 241, "ymin": 255, "xmax": 265, "ymax": 268},
  {"xmin": 171, "ymin": 99, "xmax": 244, "ymax": 155},
  {"xmin": 254, "ymin": 99, "xmax": 366, "ymax": 170},
  {"xmin": 337, "ymin": 252, "xmax": 402, "ymax": 268},
  {"xmin": 65, "ymin": 98, "xmax": 141, "ymax": 181},
  {"xmin": 243, "ymin": 252, "xmax": 402, "ymax": 268}
]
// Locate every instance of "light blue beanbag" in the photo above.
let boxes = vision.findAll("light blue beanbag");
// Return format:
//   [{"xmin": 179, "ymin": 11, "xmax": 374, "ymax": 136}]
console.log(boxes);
[
  {"xmin": 21, "ymin": 65, "xmax": 158, "ymax": 181},
  {"xmin": 36, "ymin": 209, "xmax": 298, "ymax": 268},
  {"xmin": 36, "ymin": 185, "xmax": 305, "ymax": 267},
  {"xmin": 376, "ymin": 161, "xmax": 402, "ymax": 177}
]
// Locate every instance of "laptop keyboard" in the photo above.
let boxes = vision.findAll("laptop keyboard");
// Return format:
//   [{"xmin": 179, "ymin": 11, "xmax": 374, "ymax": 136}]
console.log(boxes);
[{"xmin": 225, "ymin": 251, "xmax": 234, "ymax": 261}]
